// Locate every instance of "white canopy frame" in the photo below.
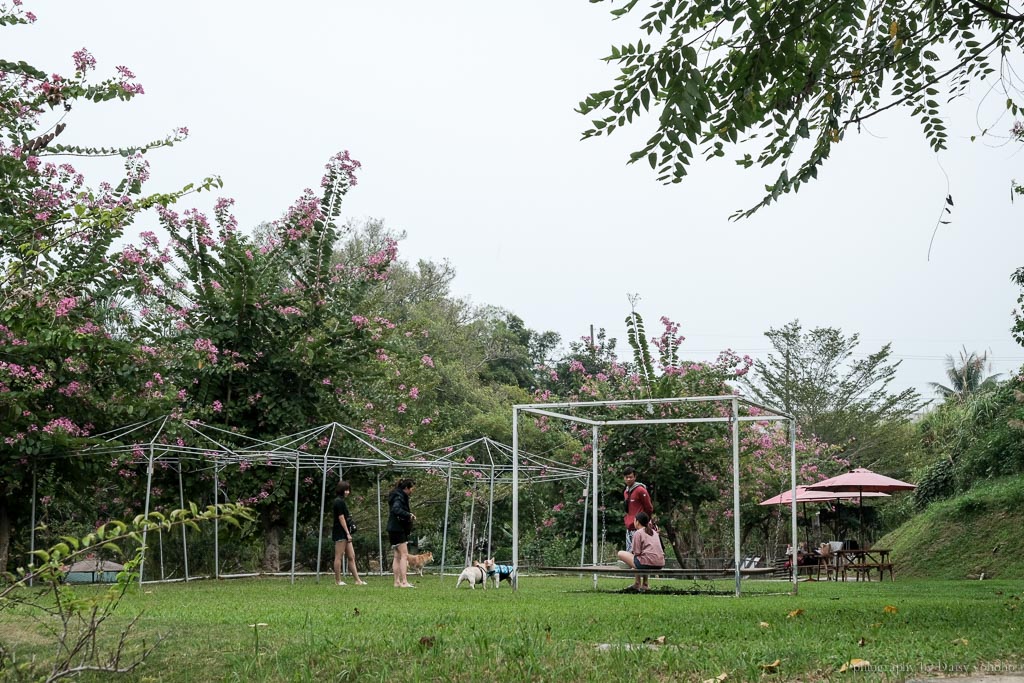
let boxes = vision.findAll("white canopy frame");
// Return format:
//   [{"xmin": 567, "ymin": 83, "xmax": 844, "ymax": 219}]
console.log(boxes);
[
  {"xmin": 512, "ymin": 395, "xmax": 800, "ymax": 596},
  {"xmin": 51, "ymin": 417, "xmax": 588, "ymax": 585}
]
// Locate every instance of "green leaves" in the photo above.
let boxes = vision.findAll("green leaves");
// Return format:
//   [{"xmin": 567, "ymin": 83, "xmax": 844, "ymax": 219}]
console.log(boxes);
[{"xmin": 582, "ymin": 0, "xmax": 1024, "ymax": 217}]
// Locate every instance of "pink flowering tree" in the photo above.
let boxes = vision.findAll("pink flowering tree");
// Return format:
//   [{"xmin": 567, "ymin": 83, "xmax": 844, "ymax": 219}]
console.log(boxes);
[
  {"xmin": 0, "ymin": 4, "xmax": 218, "ymax": 573},
  {"xmin": 118, "ymin": 153, "xmax": 438, "ymax": 570}
]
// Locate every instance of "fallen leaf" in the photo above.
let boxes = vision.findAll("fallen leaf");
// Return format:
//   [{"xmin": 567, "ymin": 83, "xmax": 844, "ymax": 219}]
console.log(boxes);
[
  {"xmin": 838, "ymin": 658, "xmax": 870, "ymax": 672},
  {"xmin": 759, "ymin": 621, "xmax": 771, "ymax": 628},
  {"xmin": 418, "ymin": 635, "xmax": 435, "ymax": 648},
  {"xmin": 951, "ymin": 638, "xmax": 969, "ymax": 646},
  {"xmin": 787, "ymin": 609, "xmax": 804, "ymax": 618},
  {"xmin": 759, "ymin": 659, "xmax": 781, "ymax": 673},
  {"xmin": 870, "ymin": 622, "xmax": 882, "ymax": 629},
  {"xmin": 144, "ymin": 590, "xmax": 153, "ymax": 595},
  {"xmin": 858, "ymin": 637, "xmax": 866, "ymax": 647},
  {"xmin": 883, "ymin": 605, "xmax": 898, "ymax": 614},
  {"xmin": 655, "ymin": 635, "xmax": 666, "ymax": 645},
  {"xmin": 701, "ymin": 674, "xmax": 728, "ymax": 683},
  {"xmin": 353, "ymin": 608, "xmax": 360, "ymax": 617}
]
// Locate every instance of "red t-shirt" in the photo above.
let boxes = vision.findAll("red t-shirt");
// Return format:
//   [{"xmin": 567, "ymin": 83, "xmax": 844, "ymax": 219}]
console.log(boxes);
[{"xmin": 623, "ymin": 482, "xmax": 653, "ymax": 529}]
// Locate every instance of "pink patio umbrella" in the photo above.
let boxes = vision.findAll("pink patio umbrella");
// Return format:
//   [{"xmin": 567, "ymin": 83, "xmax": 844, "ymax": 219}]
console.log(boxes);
[
  {"xmin": 806, "ymin": 468, "xmax": 916, "ymax": 545},
  {"xmin": 759, "ymin": 486, "xmax": 890, "ymax": 547},
  {"xmin": 759, "ymin": 485, "xmax": 890, "ymax": 506}
]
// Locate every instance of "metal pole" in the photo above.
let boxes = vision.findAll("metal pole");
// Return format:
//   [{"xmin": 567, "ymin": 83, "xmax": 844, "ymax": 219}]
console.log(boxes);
[
  {"xmin": 511, "ymin": 408, "xmax": 519, "ymax": 591},
  {"xmin": 140, "ymin": 445, "xmax": 156, "ymax": 586},
  {"xmin": 376, "ymin": 473, "xmax": 383, "ymax": 575},
  {"xmin": 592, "ymin": 425, "xmax": 599, "ymax": 590},
  {"xmin": 29, "ymin": 465, "xmax": 36, "ymax": 588},
  {"xmin": 440, "ymin": 464, "xmax": 453, "ymax": 581},
  {"xmin": 790, "ymin": 420, "xmax": 799, "ymax": 594},
  {"xmin": 579, "ymin": 474, "xmax": 589, "ymax": 567},
  {"xmin": 289, "ymin": 454, "xmax": 300, "ymax": 585},
  {"xmin": 466, "ymin": 484, "xmax": 476, "ymax": 565},
  {"xmin": 731, "ymin": 398, "xmax": 741, "ymax": 597},
  {"xmin": 315, "ymin": 426, "xmax": 335, "ymax": 582},
  {"xmin": 487, "ymin": 464, "xmax": 495, "ymax": 559},
  {"xmin": 213, "ymin": 462, "xmax": 219, "ymax": 579},
  {"xmin": 178, "ymin": 461, "xmax": 189, "ymax": 581},
  {"xmin": 158, "ymin": 528, "xmax": 165, "ymax": 581}
]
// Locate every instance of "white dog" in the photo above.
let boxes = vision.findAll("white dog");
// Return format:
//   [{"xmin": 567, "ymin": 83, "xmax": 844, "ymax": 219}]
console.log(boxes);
[{"xmin": 455, "ymin": 562, "xmax": 488, "ymax": 589}]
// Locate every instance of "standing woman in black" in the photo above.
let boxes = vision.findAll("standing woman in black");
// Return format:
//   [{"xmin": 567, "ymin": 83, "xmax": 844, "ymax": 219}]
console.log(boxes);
[
  {"xmin": 387, "ymin": 478, "xmax": 416, "ymax": 588},
  {"xmin": 332, "ymin": 480, "xmax": 367, "ymax": 586}
]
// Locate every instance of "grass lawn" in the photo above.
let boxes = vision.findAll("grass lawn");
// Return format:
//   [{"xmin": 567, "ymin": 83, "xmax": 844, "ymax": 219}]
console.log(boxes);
[{"xmin": 1, "ymin": 574, "xmax": 1022, "ymax": 682}]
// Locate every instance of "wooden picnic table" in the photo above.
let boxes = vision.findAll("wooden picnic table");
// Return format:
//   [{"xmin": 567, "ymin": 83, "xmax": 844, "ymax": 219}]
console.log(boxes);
[{"xmin": 835, "ymin": 548, "xmax": 894, "ymax": 581}]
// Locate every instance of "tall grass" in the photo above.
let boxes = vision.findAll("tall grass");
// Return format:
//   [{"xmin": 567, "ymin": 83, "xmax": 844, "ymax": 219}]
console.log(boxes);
[{"xmin": 2, "ymin": 574, "xmax": 1022, "ymax": 681}]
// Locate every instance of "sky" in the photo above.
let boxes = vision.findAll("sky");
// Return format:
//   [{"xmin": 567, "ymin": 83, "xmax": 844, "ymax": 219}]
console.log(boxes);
[{"xmin": 7, "ymin": 1, "xmax": 1024, "ymax": 404}]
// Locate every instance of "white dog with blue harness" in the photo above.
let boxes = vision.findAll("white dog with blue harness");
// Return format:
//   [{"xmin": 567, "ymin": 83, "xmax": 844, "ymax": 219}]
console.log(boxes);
[{"xmin": 482, "ymin": 558, "xmax": 516, "ymax": 588}]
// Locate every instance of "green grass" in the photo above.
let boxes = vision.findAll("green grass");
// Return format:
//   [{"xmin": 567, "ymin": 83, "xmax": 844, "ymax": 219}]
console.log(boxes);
[
  {"xmin": 2, "ymin": 575, "xmax": 1022, "ymax": 681},
  {"xmin": 878, "ymin": 476, "xmax": 1024, "ymax": 580}
]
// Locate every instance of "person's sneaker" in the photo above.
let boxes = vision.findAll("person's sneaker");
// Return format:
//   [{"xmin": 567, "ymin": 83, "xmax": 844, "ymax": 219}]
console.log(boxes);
[
  {"xmin": 336, "ymin": 581, "xmax": 346, "ymax": 586},
  {"xmin": 355, "ymin": 580, "xmax": 368, "ymax": 585}
]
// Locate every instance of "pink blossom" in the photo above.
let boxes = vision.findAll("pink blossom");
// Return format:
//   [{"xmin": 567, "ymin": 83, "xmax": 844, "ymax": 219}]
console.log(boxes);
[
  {"xmin": 408, "ymin": 387, "xmax": 419, "ymax": 399},
  {"xmin": 397, "ymin": 403, "xmax": 407, "ymax": 414},
  {"xmin": 54, "ymin": 297, "xmax": 78, "ymax": 318},
  {"xmin": 72, "ymin": 48, "xmax": 96, "ymax": 73},
  {"xmin": 212, "ymin": 400, "xmax": 223, "ymax": 413},
  {"xmin": 421, "ymin": 355, "xmax": 434, "ymax": 368}
]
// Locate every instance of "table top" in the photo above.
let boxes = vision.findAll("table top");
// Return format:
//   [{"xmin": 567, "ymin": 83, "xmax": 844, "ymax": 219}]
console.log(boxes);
[{"xmin": 836, "ymin": 548, "xmax": 891, "ymax": 560}]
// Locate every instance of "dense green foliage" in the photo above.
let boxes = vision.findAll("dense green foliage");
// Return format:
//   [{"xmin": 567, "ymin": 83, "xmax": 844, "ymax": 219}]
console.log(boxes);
[
  {"xmin": 914, "ymin": 378, "xmax": 1024, "ymax": 508},
  {"xmin": 740, "ymin": 320, "xmax": 923, "ymax": 469},
  {"xmin": 580, "ymin": 0, "xmax": 1023, "ymax": 216}
]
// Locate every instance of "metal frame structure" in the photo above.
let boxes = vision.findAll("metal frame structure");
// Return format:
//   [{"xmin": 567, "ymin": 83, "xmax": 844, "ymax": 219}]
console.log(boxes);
[
  {"xmin": 512, "ymin": 395, "xmax": 800, "ymax": 596},
  {"xmin": 45, "ymin": 417, "xmax": 588, "ymax": 585}
]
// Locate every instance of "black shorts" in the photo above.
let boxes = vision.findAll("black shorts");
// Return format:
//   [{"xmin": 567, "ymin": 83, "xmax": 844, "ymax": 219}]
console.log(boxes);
[
  {"xmin": 388, "ymin": 530, "xmax": 409, "ymax": 546},
  {"xmin": 333, "ymin": 531, "xmax": 349, "ymax": 543}
]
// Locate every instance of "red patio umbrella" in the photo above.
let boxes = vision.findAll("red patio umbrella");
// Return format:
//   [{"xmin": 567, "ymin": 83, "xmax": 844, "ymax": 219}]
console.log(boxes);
[{"xmin": 806, "ymin": 468, "xmax": 915, "ymax": 545}]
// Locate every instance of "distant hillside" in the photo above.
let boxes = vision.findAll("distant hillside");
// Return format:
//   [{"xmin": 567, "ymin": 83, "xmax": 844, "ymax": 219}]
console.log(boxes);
[{"xmin": 878, "ymin": 476, "xmax": 1024, "ymax": 580}]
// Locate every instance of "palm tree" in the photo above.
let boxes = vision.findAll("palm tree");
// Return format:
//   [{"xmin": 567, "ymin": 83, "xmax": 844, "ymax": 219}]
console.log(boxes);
[{"xmin": 929, "ymin": 347, "xmax": 1001, "ymax": 401}]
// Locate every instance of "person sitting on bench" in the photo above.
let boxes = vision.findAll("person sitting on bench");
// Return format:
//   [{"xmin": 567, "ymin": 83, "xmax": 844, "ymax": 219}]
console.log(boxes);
[
  {"xmin": 784, "ymin": 543, "xmax": 815, "ymax": 570},
  {"xmin": 616, "ymin": 511, "xmax": 665, "ymax": 592}
]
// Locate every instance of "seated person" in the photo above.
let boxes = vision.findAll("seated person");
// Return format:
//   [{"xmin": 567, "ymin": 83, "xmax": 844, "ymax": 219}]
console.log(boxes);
[
  {"xmin": 784, "ymin": 543, "xmax": 816, "ymax": 570},
  {"xmin": 616, "ymin": 511, "xmax": 665, "ymax": 591}
]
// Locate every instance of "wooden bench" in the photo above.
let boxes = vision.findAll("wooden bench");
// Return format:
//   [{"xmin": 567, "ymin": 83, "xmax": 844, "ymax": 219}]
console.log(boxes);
[
  {"xmin": 844, "ymin": 562, "xmax": 894, "ymax": 582},
  {"xmin": 536, "ymin": 565, "xmax": 776, "ymax": 579}
]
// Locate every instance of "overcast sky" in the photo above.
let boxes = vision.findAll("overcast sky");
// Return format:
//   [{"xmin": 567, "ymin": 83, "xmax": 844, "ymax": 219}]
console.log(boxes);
[{"xmin": 8, "ymin": 1, "xmax": 1024, "ymax": 404}]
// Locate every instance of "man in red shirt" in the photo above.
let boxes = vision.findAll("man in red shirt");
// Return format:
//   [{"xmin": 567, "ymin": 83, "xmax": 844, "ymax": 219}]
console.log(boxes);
[{"xmin": 623, "ymin": 466, "xmax": 653, "ymax": 552}]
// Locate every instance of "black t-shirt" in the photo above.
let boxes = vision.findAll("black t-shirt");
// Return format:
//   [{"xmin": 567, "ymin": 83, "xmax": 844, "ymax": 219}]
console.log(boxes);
[{"xmin": 332, "ymin": 496, "xmax": 350, "ymax": 537}]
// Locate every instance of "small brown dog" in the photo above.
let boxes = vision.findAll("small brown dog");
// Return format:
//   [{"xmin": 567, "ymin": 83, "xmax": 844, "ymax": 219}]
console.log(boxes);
[
  {"xmin": 368, "ymin": 559, "xmax": 381, "ymax": 574},
  {"xmin": 406, "ymin": 551, "xmax": 434, "ymax": 576}
]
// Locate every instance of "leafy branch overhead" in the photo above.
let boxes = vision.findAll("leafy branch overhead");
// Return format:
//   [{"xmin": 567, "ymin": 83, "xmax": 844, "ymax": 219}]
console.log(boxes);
[{"xmin": 580, "ymin": 0, "xmax": 1022, "ymax": 217}]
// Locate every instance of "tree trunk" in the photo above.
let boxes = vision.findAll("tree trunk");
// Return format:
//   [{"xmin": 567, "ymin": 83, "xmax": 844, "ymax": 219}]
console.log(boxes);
[
  {"xmin": 687, "ymin": 506, "xmax": 705, "ymax": 568},
  {"xmin": 0, "ymin": 498, "xmax": 9, "ymax": 577},
  {"xmin": 660, "ymin": 511, "xmax": 690, "ymax": 568},
  {"xmin": 261, "ymin": 518, "xmax": 281, "ymax": 573}
]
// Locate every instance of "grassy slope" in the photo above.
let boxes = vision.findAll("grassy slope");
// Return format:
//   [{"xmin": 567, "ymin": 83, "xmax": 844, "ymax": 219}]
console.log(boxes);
[{"xmin": 878, "ymin": 476, "xmax": 1024, "ymax": 580}]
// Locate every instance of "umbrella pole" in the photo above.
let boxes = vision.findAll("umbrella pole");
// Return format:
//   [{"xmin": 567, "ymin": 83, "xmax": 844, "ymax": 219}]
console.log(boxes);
[
  {"xmin": 801, "ymin": 502, "xmax": 808, "ymax": 549},
  {"xmin": 859, "ymin": 489, "xmax": 864, "ymax": 549}
]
